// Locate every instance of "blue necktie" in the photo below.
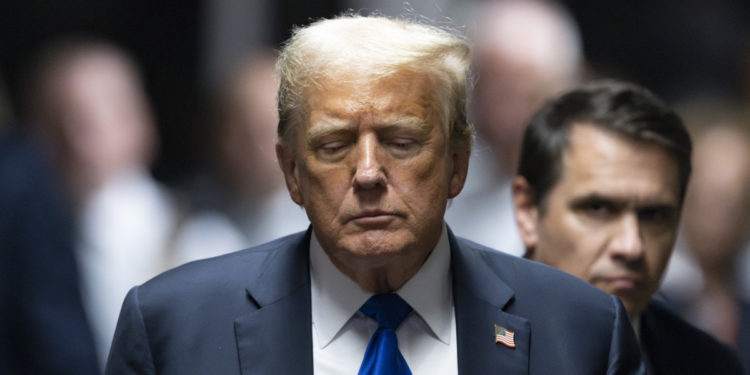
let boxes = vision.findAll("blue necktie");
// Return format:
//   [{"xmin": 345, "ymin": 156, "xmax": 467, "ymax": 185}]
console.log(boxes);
[{"xmin": 358, "ymin": 293, "xmax": 413, "ymax": 375}]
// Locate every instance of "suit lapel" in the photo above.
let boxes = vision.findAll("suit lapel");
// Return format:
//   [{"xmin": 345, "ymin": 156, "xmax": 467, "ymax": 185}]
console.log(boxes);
[
  {"xmin": 449, "ymin": 229, "xmax": 530, "ymax": 375},
  {"xmin": 232, "ymin": 227, "xmax": 530, "ymax": 374},
  {"xmin": 235, "ymin": 229, "xmax": 314, "ymax": 375}
]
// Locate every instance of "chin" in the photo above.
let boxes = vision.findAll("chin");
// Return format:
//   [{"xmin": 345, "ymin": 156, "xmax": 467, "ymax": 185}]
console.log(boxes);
[
  {"xmin": 339, "ymin": 231, "xmax": 415, "ymax": 259},
  {"xmin": 346, "ymin": 241, "xmax": 408, "ymax": 259}
]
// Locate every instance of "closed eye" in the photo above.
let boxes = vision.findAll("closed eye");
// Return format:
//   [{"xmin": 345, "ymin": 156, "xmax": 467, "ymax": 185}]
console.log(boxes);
[
  {"xmin": 321, "ymin": 142, "xmax": 347, "ymax": 152},
  {"xmin": 317, "ymin": 141, "xmax": 351, "ymax": 160},
  {"xmin": 389, "ymin": 139, "xmax": 416, "ymax": 148},
  {"xmin": 384, "ymin": 137, "xmax": 420, "ymax": 156}
]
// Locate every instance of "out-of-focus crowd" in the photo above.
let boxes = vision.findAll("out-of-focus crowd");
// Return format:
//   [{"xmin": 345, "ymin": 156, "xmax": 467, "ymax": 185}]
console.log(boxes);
[
  {"xmin": 1, "ymin": 0, "xmax": 749, "ymax": 373},
  {"xmin": 0, "ymin": 39, "xmax": 309, "ymax": 371}
]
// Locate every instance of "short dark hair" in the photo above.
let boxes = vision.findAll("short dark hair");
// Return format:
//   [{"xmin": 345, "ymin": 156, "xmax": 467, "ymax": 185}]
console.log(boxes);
[{"xmin": 517, "ymin": 79, "xmax": 692, "ymax": 209}]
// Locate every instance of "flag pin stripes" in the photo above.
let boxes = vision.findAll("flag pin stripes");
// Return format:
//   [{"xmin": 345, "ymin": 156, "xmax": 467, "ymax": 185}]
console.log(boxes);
[{"xmin": 494, "ymin": 324, "xmax": 516, "ymax": 348}]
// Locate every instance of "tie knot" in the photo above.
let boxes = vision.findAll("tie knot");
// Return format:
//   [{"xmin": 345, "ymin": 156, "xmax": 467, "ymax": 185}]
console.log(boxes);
[{"xmin": 360, "ymin": 293, "xmax": 413, "ymax": 330}]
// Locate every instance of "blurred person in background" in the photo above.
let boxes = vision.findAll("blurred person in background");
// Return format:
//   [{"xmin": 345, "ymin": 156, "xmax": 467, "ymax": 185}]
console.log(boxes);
[
  {"xmin": 24, "ymin": 39, "xmax": 177, "ymax": 365},
  {"xmin": 513, "ymin": 80, "xmax": 743, "ymax": 374},
  {"xmin": 678, "ymin": 121, "xmax": 750, "ymax": 372},
  {"xmin": 171, "ymin": 51, "xmax": 308, "ymax": 264},
  {"xmin": 0, "ymin": 74, "xmax": 100, "ymax": 373},
  {"xmin": 445, "ymin": 0, "xmax": 584, "ymax": 255},
  {"xmin": 0, "ymin": 75, "xmax": 9, "ymax": 130}
]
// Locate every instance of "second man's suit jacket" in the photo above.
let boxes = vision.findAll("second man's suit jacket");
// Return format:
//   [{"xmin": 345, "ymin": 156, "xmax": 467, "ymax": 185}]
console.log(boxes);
[
  {"xmin": 106, "ymin": 227, "xmax": 644, "ymax": 374},
  {"xmin": 641, "ymin": 299, "xmax": 744, "ymax": 374}
]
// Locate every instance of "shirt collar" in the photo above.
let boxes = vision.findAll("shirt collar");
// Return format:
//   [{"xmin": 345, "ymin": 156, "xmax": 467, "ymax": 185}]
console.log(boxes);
[{"xmin": 310, "ymin": 224, "xmax": 453, "ymax": 348}]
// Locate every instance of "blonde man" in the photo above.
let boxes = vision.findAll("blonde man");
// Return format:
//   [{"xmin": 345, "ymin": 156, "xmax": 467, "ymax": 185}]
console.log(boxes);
[{"xmin": 107, "ymin": 15, "xmax": 643, "ymax": 375}]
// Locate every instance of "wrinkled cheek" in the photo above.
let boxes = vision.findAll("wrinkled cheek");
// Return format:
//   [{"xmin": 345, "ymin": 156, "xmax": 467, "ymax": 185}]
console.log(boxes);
[
  {"xmin": 406, "ymin": 159, "xmax": 451, "ymax": 193},
  {"xmin": 302, "ymin": 170, "xmax": 350, "ymax": 222},
  {"xmin": 393, "ymin": 172, "xmax": 450, "ymax": 223}
]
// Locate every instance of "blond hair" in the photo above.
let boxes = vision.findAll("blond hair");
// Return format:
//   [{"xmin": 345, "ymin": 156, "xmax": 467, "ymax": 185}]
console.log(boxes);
[{"xmin": 277, "ymin": 14, "xmax": 473, "ymax": 147}]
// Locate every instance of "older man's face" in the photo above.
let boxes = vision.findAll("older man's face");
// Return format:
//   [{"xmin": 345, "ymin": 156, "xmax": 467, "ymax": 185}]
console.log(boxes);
[
  {"xmin": 278, "ymin": 73, "xmax": 468, "ymax": 280},
  {"xmin": 516, "ymin": 124, "xmax": 681, "ymax": 316}
]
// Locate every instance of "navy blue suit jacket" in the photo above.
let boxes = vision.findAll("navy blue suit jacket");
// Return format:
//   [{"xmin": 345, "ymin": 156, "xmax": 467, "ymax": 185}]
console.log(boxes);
[
  {"xmin": 641, "ymin": 299, "xmax": 743, "ymax": 374},
  {"xmin": 0, "ymin": 130, "xmax": 100, "ymax": 374},
  {"xmin": 106, "ymin": 228, "xmax": 644, "ymax": 374},
  {"xmin": 740, "ymin": 302, "xmax": 750, "ymax": 374}
]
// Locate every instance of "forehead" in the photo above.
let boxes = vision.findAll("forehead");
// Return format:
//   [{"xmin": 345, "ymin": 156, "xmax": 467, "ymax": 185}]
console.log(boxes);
[
  {"xmin": 303, "ymin": 72, "xmax": 438, "ymax": 126},
  {"xmin": 556, "ymin": 123, "xmax": 681, "ymax": 203}
]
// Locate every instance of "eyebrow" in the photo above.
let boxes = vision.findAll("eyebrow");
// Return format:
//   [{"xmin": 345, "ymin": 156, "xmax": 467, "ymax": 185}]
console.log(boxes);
[
  {"xmin": 569, "ymin": 192, "xmax": 677, "ymax": 209},
  {"xmin": 378, "ymin": 116, "xmax": 430, "ymax": 132},
  {"xmin": 569, "ymin": 193, "xmax": 623, "ymax": 207},
  {"xmin": 306, "ymin": 118, "xmax": 353, "ymax": 145},
  {"xmin": 306, "ymin": 115, "xmax": 430, "ymax": 144}
]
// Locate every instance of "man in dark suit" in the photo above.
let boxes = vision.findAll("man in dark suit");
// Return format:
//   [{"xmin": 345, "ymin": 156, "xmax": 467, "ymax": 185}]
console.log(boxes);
[
  {"xmin": 513, "ymin": 80, "xmax": 744, "ymax": 374},
  {"xmin": 0, "ymin": 128, "xmax": 100, "ymax": 374},
  {"xmin": 106, "ymin": 15, "xmax": 643, "ymax": 374}
]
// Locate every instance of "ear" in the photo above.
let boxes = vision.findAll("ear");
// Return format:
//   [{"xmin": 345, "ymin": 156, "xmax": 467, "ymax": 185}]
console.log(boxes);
[
  {"xmin": 512, "ymin": 176, "xmax": 540, "ymax": 257},
  {"xmin": 276, "ymin": 142, "xmax": 304, "ymax": 206},
  {"xmin": 448, "ymin": 141, "xmax": 471, "ymax": 199}
]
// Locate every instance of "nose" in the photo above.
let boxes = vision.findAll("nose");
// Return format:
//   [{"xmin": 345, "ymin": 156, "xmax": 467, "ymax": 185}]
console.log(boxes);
[
  {"xmin": 609, "ymin": 212, "xmax": 645, "ymax": 262},
  {"xmin": 352, "ymin": 133, "xmax": 386, "ymax": 190}
]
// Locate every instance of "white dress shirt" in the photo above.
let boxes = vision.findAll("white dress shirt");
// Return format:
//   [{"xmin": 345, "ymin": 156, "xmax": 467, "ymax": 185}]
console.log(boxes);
[
  {"xmin": 310, "ymin": 225, "xmax": 458, "ymax": 374},
  {"xmin": 77, "ymin": 169, "xmax": 176, "ymax": 366}
]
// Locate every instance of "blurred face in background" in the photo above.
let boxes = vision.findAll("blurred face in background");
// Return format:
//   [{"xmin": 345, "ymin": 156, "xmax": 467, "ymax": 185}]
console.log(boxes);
[
  {"xmin": 35, "ymin": 49, "xmax": 155, "ymax": 198},
  {"xmin": 683, "ymin": 126, "xmax": 750, "ymax": 270},
  {"xmin": 516, "ymin": 124, "xmax": 682, "ymax": 316},
  {"xmin": 473, "ymin": 50, "xmax": 556, "ymax": 171},
  {"xmin": 471, "ymin": 0, "xmax": 581, "ymax": 175},
  {"xmin": 214, "ymin": 54, "xmax": 282, "ymax": 197}
]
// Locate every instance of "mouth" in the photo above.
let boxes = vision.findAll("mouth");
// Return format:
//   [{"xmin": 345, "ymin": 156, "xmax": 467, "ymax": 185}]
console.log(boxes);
[
  {"xmin": 597, "ymin": 275, "xmax": 643, "ymax": 291},
  {"xmin": 348, "ymin": 209, "xmax": 400, "ymax": 226}
]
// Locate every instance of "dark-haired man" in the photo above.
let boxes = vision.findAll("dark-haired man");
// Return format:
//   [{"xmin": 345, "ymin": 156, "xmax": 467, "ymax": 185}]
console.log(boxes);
[{"xmin": 513, "ymin": 80, "xmax": 743, "ymax": 374}]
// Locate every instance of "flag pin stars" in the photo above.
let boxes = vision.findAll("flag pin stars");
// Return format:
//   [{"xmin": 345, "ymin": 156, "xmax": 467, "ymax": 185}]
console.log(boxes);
[{"xmin": 495, "ymin": 324, "xmax": 516, "ymax": 348}]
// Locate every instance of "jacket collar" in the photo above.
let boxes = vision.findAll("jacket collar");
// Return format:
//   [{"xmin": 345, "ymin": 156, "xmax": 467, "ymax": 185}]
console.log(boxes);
[
  {"xmin": 233, "ymin": 226, "xmax": 529, "ymax": 374},
  {"xmin": 449, "ymin": 228, "xmax": 530, "ymax": 374},
  {"xmin": 235, "ymin": 228, "xmax": 314, "ymax": 375}
]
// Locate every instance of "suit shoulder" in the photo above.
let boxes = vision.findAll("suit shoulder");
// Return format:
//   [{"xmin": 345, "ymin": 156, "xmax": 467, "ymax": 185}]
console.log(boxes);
[
  {"xmin": 642, "ymin": 300, "xmax": 743, "ymax": 373},
  {"xmin": 459, "ymin": 237, "xmax": 613, "ymax": 305},
  {"xmin": 136, "ymin": 231, "xmax": 307, "ymax": 301},
  {"xmin": 450, "ymin": 235, "xmax": 643, "ymax": 373},
  {"xmin": 453, "ymin": 236, "xmax": 619, "ymax": 327}
]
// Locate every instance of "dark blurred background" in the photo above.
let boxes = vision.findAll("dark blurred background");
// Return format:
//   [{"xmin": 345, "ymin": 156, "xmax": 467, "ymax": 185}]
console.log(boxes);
[
  {"xmin": 2, "ymin": 1, "xmax": 750, "ymax": 372},
  {"xmin": 1, "ymin": 0, "xmax": 748, "ymax": 187},
  {"xmin": 0, "ymin": 0, "xmax": 345, "ymax": 185}
]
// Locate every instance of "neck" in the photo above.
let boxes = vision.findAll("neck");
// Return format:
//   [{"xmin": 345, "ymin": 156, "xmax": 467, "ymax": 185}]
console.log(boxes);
[
  {"xmin": 318, "ymin": 225, "xmax": 443, "ymax": 294},
  {"xmin": 330, "ymin": 248, "xmax": 434, "ymax": 293}
]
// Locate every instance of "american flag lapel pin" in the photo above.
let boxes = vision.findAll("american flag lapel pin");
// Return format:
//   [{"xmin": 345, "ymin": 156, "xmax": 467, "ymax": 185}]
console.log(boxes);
[{"xmin": 494, "ymin": 324, "xmax": 516, "ymax": 348}]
